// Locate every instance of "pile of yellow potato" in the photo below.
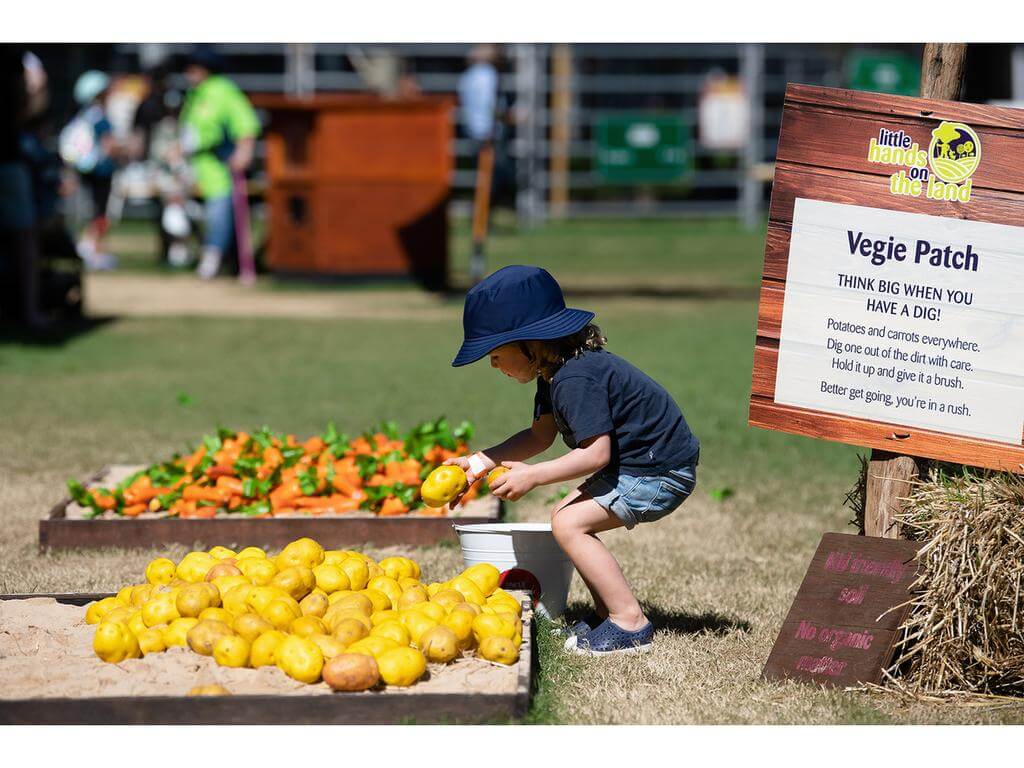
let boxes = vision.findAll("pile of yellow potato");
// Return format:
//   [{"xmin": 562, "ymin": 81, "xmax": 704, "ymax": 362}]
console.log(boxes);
[{"xmin": 84, "ymin": 538, "xmax": 523, "ymax": 691}]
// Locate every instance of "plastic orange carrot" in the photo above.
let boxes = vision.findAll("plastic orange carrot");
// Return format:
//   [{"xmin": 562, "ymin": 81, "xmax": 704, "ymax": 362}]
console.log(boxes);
[
  {"xmin": 215, "ymin": 476, "xmax": 244, "ymax": 495},
  {"xmin": 121, "ymin": 503, "xmax": 146, "ymax": 517},
  {"xmin": 170, "ymin": 499, "xmax": 196, "ymax": 518},
  {"xmin": 415, "ymin": 505, "xmax": 447, "ymax": 517},
  {"xmin": 183, "ymin": 445, "xmax": 207, "ymax": 473},
  {"xmin": 182, "ymin": 505, "xmax": 217, "ymax": 519},
  {"xmin": 331, "ymin": 474, "xmax": 360, "ymax": 497},
  {"xmin": 423, "ymin": 445, "xmax": 446, "ymax": 464},
  {"xmin": 379, "ymin": 496, "xmax": 409, "ymax": 516},
  {"xmin": 207, "ymin": 465, "xmax": 237, "ymax": 479},
  {"xmin": 303, "ymin": 436, "xmax": 325, "ymax": 455},
  {"xmin": 91, "ymin": 489, "xmax": 117, "ymax": 510},
  {"xmin": 183, "ymin": 486, "xmax": 231, "ymax": 504},
  {"xmin": 269, "ymin": 478, "xmax": 302, "ymax": 509},
  {"xmin": 349, "ymin": 436, "xmax": 373, "ymax": 455}
]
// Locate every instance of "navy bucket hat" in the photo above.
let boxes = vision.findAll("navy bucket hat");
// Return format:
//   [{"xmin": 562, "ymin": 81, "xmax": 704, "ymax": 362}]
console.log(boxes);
[{"xmin": 452, "ymin": 265, "xmax": 594, "ymax": 367}]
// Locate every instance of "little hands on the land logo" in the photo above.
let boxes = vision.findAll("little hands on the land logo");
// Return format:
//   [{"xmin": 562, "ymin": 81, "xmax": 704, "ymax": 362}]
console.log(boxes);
[
  {"xmin": 928, "ymin": 121, "xmax": 980, "ymax": 183},
  {"xmin": 866, "ymin": 120, "xmax": 980, "ymax": 202}
]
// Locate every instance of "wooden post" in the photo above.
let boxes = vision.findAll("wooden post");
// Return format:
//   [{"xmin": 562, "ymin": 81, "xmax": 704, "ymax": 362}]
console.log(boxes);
[
  {"xmin": 549, "ymin": 44, "xmax": 572, "ymax": 219},
  {"xmin": 920, "ymin": 43, "xmax": 968, "ymax": 101},
  {"xmin": 864, "ymin": 43, "xmax": 967, "ymax": 539}
]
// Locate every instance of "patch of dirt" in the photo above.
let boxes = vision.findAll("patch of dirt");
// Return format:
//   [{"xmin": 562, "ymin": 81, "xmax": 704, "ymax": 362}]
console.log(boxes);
[
  {"xmin": 0, "ymin": 597, "xmax": 526, "ymax": 700},
  {"xmin": 84, "ymin": 273, "xmax": 455, "ymax": 321}
]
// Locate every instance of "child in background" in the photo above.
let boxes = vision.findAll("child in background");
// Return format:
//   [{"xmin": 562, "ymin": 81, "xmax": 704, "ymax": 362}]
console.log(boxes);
[
  {"xmin": 446, "ymin": 266, "xmax": 700, "ymax": 655},
  {"xmin": 62, "ymin": 70, "xmax": 124, "ymax": 270}
]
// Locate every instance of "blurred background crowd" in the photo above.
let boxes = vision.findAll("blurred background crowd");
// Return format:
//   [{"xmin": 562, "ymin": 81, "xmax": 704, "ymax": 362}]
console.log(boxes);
[{"xmin": 1, "ymin": 42, "xmax": 1021, "ymax": 331}]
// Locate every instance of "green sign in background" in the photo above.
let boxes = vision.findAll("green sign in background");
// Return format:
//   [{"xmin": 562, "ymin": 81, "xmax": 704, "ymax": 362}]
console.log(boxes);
[
  {"xmin": 594, "ymin": 114, "xmax": 692, "ymax": 183},
  {"xmin": 847, "ymin": 51, "xmax": 921, "ymax": 96}
]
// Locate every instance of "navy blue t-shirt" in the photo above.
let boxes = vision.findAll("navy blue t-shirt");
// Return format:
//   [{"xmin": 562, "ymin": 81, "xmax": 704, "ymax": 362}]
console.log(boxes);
[{"xmin": 534, "ymin": 349, "xmax": 699, "ymax": 473}]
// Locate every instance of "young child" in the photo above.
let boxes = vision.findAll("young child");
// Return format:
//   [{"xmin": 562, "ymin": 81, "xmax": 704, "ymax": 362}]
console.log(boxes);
[{"xmin": 446, "ymin": 265, "xmax": 699, "ymax": 655}]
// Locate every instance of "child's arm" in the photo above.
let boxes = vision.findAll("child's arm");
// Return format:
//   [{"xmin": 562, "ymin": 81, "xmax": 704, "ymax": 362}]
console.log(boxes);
[
  {"xmin": 490, "ymin": 434, "xmax": 611, "ymax": 501},
  {"xmin": 444, "ymin": 414, "xmax": 557, "ymax": 483}
]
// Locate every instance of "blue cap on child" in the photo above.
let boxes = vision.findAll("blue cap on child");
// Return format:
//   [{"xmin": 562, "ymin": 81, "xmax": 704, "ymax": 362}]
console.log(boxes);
[{"xmin": 452, "ymin": 265, "xmax": 595, "ymax": 367}]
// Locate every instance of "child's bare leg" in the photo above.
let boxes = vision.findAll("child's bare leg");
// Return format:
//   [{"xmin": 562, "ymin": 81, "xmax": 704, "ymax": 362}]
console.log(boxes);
[
  {"xmin": 551, "ymin": 494, "xmax": 647, "ymax": 631},
  {"xmin": 554, "ymin": 490, "xmax": 608, "ymax": 618}
]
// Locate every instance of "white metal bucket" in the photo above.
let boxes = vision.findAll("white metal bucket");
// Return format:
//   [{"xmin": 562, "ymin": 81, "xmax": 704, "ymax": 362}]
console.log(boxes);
[{"xmin": 453, "ymin": 522, "xmax": 575, "ymax": 618}]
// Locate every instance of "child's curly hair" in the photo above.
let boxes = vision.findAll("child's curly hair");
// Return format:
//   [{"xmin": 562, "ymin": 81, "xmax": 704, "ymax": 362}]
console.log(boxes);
[{"xmin": 519, "ymin": 324, "xmax": 607, "ymax": 381}]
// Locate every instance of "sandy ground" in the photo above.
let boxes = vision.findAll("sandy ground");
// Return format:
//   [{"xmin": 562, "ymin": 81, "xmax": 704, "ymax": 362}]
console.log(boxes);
[
  {"xmin": 84, "ymin": 273, "xmax": 454, "ymax": 321},
  {"xmin": 0, "ymin": 597, "xmax": 526, "ymax": 700},
  {"xmin": 81, "ymin": 273, "xmax": 718, "ymax": 322}
]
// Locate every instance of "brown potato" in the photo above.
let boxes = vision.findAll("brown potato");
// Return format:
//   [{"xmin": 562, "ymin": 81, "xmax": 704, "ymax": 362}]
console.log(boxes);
[
  {"xmin": 323, "ymin": 653, "xmax": 380, "ymax": 692},
  {"xmin": 186, "ymin": 619, "xmax": 235, "ymax": 656}
]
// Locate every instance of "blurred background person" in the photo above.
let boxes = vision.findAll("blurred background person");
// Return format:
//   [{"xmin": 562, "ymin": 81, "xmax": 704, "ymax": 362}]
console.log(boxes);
[
  {"xmin": 19, "ymin": 51, "xmax": 83, "ymax": 322},
  {"xmin": 457, "ymin": 44, "xmax": 516, "ymax": 215},
  {"xmin": 132, "ymin": 63, "xmax": 194, "ymax": 268},
  {"xmin": 0, "ymin": 46, "xmax": 48, "ymax": 329},
  {"xmin": 60, "ymin": 69, "xmax": 129, "ymax": 270},
  {"xmin": 179, "ymin": 46, "xmax": 260, "ymax": 280}
]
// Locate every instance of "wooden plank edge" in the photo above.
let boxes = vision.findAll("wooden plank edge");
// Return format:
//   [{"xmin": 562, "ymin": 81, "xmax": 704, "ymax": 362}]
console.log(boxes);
[
  {"xmin": 748, "ymin": 396, "xmax": 1024, "ymax": 473},
  {"xmin": 513, "ymin": 594, "xmax": 535, "ymax": 720},
  {"xmin": 784, "ymin": 83, "xmax": 1024, "ymax": 131},
  {"xmin": 1, "ymin": 592, "xmax": 115, "ymax": 605},
  {"xmin": 0, "ymin": 691, "xmax": 521, "ymax": 725}
]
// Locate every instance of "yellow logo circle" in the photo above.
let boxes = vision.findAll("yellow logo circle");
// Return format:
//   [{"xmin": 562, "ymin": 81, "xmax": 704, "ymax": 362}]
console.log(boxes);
[{"xmin": 928, "ymin": 121, "xmax": 981, "ymax": 183}]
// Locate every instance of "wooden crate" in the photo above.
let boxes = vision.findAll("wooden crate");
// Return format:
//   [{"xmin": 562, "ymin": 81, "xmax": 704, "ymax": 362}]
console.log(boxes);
[
  {"xmin": 253, "ymin": 93, "xmax": 452, "ymax": 288},
  {"xmin": 40, "ymin": 466, "xmax": 501, "ymax": 552},
  {"xmin": 0, "ymin": 593, "xmax": 533, "ymax": 725}
]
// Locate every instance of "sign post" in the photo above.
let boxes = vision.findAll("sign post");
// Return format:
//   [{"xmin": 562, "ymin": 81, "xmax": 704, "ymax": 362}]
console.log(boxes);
[{"xmin": 864, "ymin": 43, "xmax": 968, "ymax": 538}]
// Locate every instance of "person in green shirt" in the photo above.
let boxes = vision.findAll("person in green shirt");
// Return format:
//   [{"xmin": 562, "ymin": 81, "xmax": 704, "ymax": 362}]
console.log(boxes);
[{"xmin": 179, "ymin": 47, "xmax": 259, "ymax": 279}]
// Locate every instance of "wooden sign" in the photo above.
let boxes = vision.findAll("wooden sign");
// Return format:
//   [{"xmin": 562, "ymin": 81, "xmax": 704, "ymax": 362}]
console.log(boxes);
[
  {"xmin": 750, "ymin": 84, "xmax": 1024, "ymax": 472},
  {"xmin": 762, "ymin": 532, "xmax": 920, "ymax": 688}
]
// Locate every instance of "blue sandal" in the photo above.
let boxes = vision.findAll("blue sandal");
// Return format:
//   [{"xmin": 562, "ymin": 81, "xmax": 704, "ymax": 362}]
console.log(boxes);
[
  {"xmin": 566, "ymin": 618, "xmax": 654, "ymax": 656},
  {"xmin": 550, "ymin": 613, "xmax": 602, "ymax": 639}
]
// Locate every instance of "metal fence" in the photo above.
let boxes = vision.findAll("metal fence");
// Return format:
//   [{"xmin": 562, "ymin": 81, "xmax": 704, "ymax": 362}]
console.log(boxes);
[{"xmin": 114, "ymin": 42, "xmax": 850, "ymax": 225}]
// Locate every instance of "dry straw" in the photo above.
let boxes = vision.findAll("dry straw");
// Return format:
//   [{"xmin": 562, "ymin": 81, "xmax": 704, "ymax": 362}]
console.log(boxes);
[{"xmin": 865, "ymin": 465, "xmax": 1024, "ymax": 697}]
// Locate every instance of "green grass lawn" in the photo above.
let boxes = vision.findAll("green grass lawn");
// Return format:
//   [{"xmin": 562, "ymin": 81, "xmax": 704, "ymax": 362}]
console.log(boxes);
[
  {"xmin": 103, "ymin": 214, "xmax": 766, "ymax": 292},
  {"xmin": 2, "ymin": 218, "xmax": 1020, "ymax": 724}
]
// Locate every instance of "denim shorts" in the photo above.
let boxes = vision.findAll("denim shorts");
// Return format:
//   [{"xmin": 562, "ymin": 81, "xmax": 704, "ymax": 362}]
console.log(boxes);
[{"xmin": 582, "ymin": 462, "xmax": 697, "ymax": 529}]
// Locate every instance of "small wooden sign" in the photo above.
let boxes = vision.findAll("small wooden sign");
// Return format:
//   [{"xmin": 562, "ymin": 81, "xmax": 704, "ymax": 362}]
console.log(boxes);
[
  {"xmin": 750, "ymin": 84, "xmax": 1024, "ymax": 472},
  {"xmin": 762, "ymin": 532, "xmax": 920, "ymax": 688}
]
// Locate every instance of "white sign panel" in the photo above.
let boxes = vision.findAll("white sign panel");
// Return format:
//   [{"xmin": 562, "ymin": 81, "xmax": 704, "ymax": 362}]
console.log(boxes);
[{"xmin": 775, "ymin": 198, "xmax": 1024, "ymax": 445}]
